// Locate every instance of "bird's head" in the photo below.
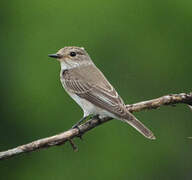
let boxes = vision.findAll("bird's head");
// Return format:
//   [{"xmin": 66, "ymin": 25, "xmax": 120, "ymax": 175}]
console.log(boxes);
[{"xmin": 49, "ymin": 46, "xmax": 92, "ymax": 69}]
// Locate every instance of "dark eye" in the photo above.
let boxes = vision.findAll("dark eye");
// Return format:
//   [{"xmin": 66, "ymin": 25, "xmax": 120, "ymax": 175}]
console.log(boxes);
[{"xmin": 70, "ymin": 52, "xmax": 76, "ymax": 57}]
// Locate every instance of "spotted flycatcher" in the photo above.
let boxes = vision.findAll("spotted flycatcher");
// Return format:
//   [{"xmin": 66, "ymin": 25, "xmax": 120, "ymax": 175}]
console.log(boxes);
[{"xmin": 48, "ymin": 46, "xmax": 155, "ymax": 139}]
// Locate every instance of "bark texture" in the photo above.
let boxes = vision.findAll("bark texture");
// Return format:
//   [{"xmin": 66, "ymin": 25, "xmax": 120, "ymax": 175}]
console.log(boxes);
[{"xmin": 0, "ymin": 92, "xmax": 191, "ymax": 160}]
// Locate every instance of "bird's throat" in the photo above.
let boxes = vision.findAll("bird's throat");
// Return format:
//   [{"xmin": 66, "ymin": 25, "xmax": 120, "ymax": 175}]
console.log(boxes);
[{"xmin": 60, "ymin": 60, "xmax": 93, "ymax": 70}]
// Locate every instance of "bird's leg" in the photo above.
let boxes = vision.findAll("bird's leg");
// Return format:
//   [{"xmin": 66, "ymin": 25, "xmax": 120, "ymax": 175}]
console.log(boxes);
[
  {"xmin": 71, "ymin": 116, "xmax": 89, "ymax": 140},
  {"xmin": 72, "ymin": 116, "xmax": 88, "ymax": 129},
  {"xmin": 71, "ymin": 114, "xmax": 102, "ymax": 139},
  {"xmin": 71, "ymin": 115, "xmax": 101, "ymax": 139}
]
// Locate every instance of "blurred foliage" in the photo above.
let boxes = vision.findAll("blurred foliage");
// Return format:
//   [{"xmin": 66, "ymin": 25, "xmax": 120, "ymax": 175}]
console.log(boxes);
[{"xmin": 0, "ymin": 0, "xmax": 192, "ymax": 179}]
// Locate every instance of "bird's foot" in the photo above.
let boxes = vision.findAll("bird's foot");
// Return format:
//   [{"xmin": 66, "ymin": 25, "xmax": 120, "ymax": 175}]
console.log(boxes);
[
  {"xmin": 72, "ymin": 125, "xmax": 84, "ymax": 140},
  {"xmin": 71, "ymin": 116, "xmax": 89, "ymax": 140},
  {"xmin": 72, "ymin": 116, "xmax": 88, "ymax": 129}
]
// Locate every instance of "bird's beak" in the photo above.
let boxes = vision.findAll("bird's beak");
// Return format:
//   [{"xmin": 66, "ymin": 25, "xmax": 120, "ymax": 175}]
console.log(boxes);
[{"xmin": 48, "ymin": 54, "xmax": 62, "ymax": 59}]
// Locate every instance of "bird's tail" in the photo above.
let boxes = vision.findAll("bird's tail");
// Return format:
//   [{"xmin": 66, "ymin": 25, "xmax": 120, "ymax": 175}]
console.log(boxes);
[{"xmin": 122, "ymin": 113, "xmax": 156, "ymax": 140}]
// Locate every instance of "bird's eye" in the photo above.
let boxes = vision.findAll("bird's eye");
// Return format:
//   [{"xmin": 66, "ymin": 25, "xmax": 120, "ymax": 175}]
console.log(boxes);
[{"xmin": 70, "ymin": 52, "xmax": 76, "ymax": 57}]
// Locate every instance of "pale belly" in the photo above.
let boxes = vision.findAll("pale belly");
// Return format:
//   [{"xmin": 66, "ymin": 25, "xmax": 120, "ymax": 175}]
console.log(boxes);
[
  {"xmin": 60, "ymin": 77, "xmax": 117, "ymax": 119},
  {"xmin": 67, "ymin": 91, "xmax": 116, "ymax": 119}
]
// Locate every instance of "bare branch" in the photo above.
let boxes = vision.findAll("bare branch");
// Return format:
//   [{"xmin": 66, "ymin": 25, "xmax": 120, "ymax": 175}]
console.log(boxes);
[
  {"xmin": 0, "ymin": 92, "xmax": 191, "ymax": 160},
  {"xmin": 126, "ymin": 92, "xmax": 192, "ymax": 112}
]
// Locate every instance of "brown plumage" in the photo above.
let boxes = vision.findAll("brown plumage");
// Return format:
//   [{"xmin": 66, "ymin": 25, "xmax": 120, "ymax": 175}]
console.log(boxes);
[{"xmin": 49, "ymin": 46, "xmax": 155, "ymax": 140}]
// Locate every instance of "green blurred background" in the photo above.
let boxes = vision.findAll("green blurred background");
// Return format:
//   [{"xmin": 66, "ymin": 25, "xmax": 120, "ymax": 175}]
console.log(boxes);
[{"xmin": 0, "ymin": 0, "xmax": 192, "ymax": 179}]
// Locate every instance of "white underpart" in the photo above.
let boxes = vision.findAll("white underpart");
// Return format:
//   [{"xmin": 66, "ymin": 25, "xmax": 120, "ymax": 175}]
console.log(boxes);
[
  {"xmin": 67, "ymin": 91, "xmax": 116, "ymax": 119},
  {"xmin": 61, "ymin": 60, "xmax": 93, "ymax": 70}
]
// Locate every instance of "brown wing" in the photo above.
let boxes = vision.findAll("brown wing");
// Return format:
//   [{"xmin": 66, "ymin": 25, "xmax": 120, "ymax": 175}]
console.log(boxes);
[{"xmin": 62, "ymin": 64, "xmax": 129, "ymax": 118}]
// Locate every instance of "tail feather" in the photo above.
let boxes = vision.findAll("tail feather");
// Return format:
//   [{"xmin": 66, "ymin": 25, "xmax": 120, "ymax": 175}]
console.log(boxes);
[{"xmin": 122, "ymin": 113, "xmax": 156, "ymax": 140}]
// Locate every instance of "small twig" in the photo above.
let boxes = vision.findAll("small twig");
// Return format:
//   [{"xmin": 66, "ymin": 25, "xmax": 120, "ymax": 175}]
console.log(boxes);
[
  {"xmin": 0, "ymin": 92, "xmax": 191, "ymax": 160},
  {"xmin": 68, "ymin": 139, "xmax": 78, "ymax": 152},
  {"xmin": 126, "ymin": 92, "xmax": 192, "ymax": 112}
]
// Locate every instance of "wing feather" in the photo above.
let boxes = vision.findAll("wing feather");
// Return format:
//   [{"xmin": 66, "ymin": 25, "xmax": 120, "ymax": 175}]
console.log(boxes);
[{"xmin": 62, "ymin": 65, "xmax": 128, "ymax": 118}]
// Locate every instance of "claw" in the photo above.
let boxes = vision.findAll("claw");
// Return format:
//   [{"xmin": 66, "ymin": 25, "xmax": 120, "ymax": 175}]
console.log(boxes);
[{"xmin": 72, "ymin": 125, "xmax": 83, "ymax": 140}]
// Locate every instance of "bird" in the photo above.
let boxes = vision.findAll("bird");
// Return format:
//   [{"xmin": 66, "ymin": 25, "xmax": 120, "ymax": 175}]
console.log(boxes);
[{"xmin": 48, "ymin": 46, "xmax": 155, "ymax": 140}]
